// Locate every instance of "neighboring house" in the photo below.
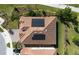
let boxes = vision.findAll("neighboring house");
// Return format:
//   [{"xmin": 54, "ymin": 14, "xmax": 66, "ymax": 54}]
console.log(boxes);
[{"xmin": 19, "ymin": 16, "xmax": 56, "ymax": 55}]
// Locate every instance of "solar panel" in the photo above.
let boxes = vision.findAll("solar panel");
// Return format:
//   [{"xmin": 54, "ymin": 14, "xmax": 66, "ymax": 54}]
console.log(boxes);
[
  {"xmin": 32, "ymin": 19, "xmax": 44, "ymax": 27},
  {"xmin": 32, "ymin": 34, "xmax": 45, "ymax": 40}
]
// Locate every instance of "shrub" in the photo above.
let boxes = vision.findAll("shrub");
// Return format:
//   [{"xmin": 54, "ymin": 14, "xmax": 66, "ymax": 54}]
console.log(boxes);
[
  {"xmin": 11, "ymin": 14, "xmax": 19, "ymax": 21},
  {"xmin": 27, "ymin": 10, "xmax": 36, "ymax": 16},
  {"xmin": 11, "ymin": 9, "xmax": 20, "ymax": 21},
  {"xmin": 77, "ymin": 26, "xmax": 79, "ymax": 32},
  {"xmin": 7, "ymin": 43, "xmax": 10, "ymax": 48},
  {"xmin": 73, "ymin": 38, "xmax": 79, "ymax": 46},
  {"xmin": 7, "ymin": 42, "xmax": 22, "ymax": 48},
  {"xmin": 74, "ymin": 23, "xmax": 79, "ymax": 33},
  {"xmin": 42, "ymin": 10, "xmax": 46, "ymax": 16},
  {"xmin": 13, "ymin": 48, "xmax": 21, "ymax": 53}
]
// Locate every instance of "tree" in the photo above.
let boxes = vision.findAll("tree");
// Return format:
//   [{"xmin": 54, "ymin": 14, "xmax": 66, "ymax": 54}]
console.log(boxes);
[
  {"xmin": 57, "ymin": 7, "xmax": 78, "ymax": 55},
  {"xmin": 35, "ymin": 10, "xmax": 42, "ymax": 16},
  {"xmin": 27, "ymin": 10, "xmax": 36, "ymax": 16},
  {"xmin": 11, "ymin": 9, "xmax": 20, "ymax": 21},
  {"xmin": 57, "ymin": 7, "xmax": 77, "ymax": 27},
  {"xmin": 74, "ymin": 22, "xmax": 79, "ymax": 33},
  {"xmin": 42, "ymin": 10, "xmax": 46, "ymax": 16},
  {"xmin": 73, "ymin": 38, "xmax": 79, "ymax": 46}
]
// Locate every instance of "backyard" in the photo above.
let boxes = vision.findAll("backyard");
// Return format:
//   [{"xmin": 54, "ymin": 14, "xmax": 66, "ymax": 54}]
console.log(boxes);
[
  {"xmin": 0, "ymin": 4, "xmax": 59, "ymax": 29},
  {"xmin": 66, "ymin": 13, "xmax": 79, "ymax": 54},
  {"xmin": 57, "ymin": 20, "xmax": 65, "ymax": 55},
  {"xmin": 57, "ymin": 7, "xmax": 79, "ymax": 55}
]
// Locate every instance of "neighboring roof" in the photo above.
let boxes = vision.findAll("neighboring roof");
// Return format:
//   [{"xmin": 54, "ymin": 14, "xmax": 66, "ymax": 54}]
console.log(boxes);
[
  {"xmin": 20, "ymin": 47, "xmax": 56, "ymax": 55},
  {"xmin": 19, "ymin": 16, "xmax": 56, "ymax": 43}
]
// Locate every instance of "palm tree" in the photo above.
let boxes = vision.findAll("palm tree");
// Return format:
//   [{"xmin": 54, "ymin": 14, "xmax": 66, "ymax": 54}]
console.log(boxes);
[{"xmin": 57, "ymin": 7, "xmax": 77, "ymax": 27}]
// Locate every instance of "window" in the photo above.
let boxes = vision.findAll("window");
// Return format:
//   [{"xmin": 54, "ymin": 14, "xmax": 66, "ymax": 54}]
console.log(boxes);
[
  {"xmin": 32, "ymin": 33, "xmax": 45, "ymax": 40},
  {"xmin": 32, "ymin": 19, "xmax": 44, "ymax": 27}
]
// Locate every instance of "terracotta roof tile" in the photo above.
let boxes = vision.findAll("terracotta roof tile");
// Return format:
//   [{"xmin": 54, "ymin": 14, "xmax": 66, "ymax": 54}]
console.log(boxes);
[{"xmin": 20, "ymin": 48, "xmax": 56, "ymax": 55}]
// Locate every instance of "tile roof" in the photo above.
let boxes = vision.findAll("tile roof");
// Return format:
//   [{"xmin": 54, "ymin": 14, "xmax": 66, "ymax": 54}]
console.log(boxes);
[
  {"xmin": 20, "ymin": 47, "xmax": 56, "ymax": 55},
  {"xmin": 19, "ymin": 16, "xmax": 56, "ymax": 43}
]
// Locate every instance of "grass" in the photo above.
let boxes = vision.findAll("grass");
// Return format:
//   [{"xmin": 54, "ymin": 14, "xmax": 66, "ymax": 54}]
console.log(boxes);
[
  {"xmin": 66, "ymin": 43, "xmax": 78, "ymax": 55},
  {"xmin": 66, "ymin": 39, "xmax": 79, "ymax": 55},
  {"xmin": 0, "ymin": 4, "xmax": 59, "ymax": 29},
  {"xmin": 0, "ymin": 4, "xmax": 16, "ymax": 29},
  {"xmin": 6, "ymin": 20, "xmax": 19, "ymax": 29},
  {"xmin": 64, "ymin": 14, "xmax": 79, "ymax": 54},
  {"xmin": 7, "ymin": 42, "xmax": 22, "ymax": 48},
  {"xmin": 0, "ymin": 5, "xmax": 14, "ymax": 17},
  {"xmin": 1, "ymin": 4, "xmax": 79, "ymax": 54},
  {"xmin": 57, "ymin": 21, "xmax": 65, "ymax": 55},
  {"xmin": 57, "ymin": 19, "xmax": 79, "ymax": 55},
  {"xmin": 57, "ymin": 6, "xmax": 79, "ymax": 55}
]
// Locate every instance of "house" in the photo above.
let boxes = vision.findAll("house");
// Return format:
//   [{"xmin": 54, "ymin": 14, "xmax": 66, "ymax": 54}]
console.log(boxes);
[{"xmin": 19, "ymin": 16, "xmax": 56, "ymax": 55}]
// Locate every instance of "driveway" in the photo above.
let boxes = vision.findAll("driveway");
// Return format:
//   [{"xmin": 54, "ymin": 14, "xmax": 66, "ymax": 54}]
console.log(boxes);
[
  {"xmin": 8, "ymin": 29, "xmax": 19, "ymax": 42},
  {"xmin": 0, "ymin": 33, "xmax": 6, "ymax": 55},
  {"xmin": 0, "ymin": 17, "xmax": 13, "ymax": 55}
]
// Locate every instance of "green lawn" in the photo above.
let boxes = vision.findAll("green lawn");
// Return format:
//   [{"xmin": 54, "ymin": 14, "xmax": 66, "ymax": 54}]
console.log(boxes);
[
  {"xmin": 64, "ymin": 14, "xmax": 79, "ymax": 54},
  {"xmin": 0, "ymin": 4, "xmax": 59, "ymax": 29},
  {"xmin": 57, "ymin": 18, "xmax": 79, "ymax": 55},
  {"xmin": 6, "ymin": 20, "xmax": 19, "ymax": 29},
  {"xmin": 57, "ymin": 21, "xmax": 65, "ymax": 55},
  {"xmin": 0, "ymin": 4, "xmax": 59, "ymax": 16},
  {"xmin": 66, "ymin": 40, "xmax": 79, "ymax": 55},
  {"xmin": 57, "ymin": 6, "xmax": 79, "ymax": 55},
  {"xmin": 65, "ymin": 26, "xmax": 79, "ymax": 54},
  {"xmin": 0, "ymin": 4, "xmax": 79, "ymax": 55},
  {"xmin": 0, "ymin": 5, "xmax": 14, "ymax": 16},
  {"xmin": 0, "ymin": 4, "xmax": 17, "ymax": 29}
]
